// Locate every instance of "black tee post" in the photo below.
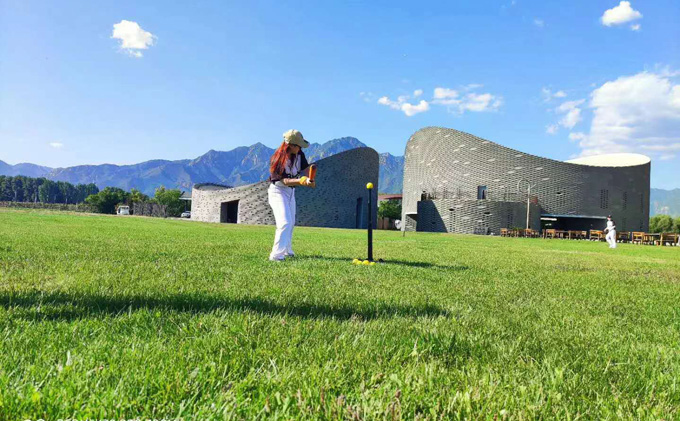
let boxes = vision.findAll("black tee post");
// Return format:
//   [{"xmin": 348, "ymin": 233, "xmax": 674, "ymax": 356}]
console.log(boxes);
[{"xmin": 367, "ymin": 182, "xmax": 374, "ymax": 261}]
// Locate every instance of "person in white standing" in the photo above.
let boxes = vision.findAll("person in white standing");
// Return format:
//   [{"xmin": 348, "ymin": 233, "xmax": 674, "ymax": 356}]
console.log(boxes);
[
  {"xmin": 604, "ymin": 215, "xmax": 617, "ymax": 249},
  {"xmin": 267, "ymin": 130, "xmax": 315, "ymax": 261}
]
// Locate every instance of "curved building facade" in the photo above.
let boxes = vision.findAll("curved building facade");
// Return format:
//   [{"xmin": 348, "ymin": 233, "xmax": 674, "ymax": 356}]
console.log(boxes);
[
  {"xmin": 402, "ymin": 127, "xmax": 651, "ymax": 234},
  {"xmin": 191, "ymin": 147, "xmax": 379, "ymax": 229}
]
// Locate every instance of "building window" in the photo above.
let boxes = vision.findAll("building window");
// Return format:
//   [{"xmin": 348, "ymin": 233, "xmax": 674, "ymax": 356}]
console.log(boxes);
[
  {"xmin": 477, "ymin": 185, "xmax": 487, "ymax": 200},
  {"xmin": 640, "ymin": 193, "xmax": 644, "ymax": 212},
  {"xmin": 600, "ymin": 189, "xmax": 609, "ymax": 209}
]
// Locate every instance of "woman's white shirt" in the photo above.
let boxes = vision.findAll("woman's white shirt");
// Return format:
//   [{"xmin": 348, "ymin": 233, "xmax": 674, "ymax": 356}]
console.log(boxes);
[
  {"xmin": 606, "ymin": 220, "xmax": 616, "ymax": 232},
  {"xmin": 273, "ymin": 155, "xmax": 301, "ymax": 189},
  {"xmin": 284, "ymin": 154, "xmax": 301, "ymax": 177}
]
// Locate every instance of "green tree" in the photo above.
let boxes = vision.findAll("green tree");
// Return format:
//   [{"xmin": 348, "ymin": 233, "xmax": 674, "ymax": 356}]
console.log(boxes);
[
  {"xmin": 673, "ymin": 217, "xmax": 680, "ymax": 234},
  {"xmin": 378, "ymin": 199, "xmax": 402, "ymax": 220},
  {"xmin": 11, "ymin": 177, "xmax": 24, "ymax": 202},
  {"xmin": 649, "ymin": 214, "xmax": 674, "ymax": 233},
  {"xmin": 129, "ymin": 188, "xmax": 150, "ymax": 204},
  {"xmin": 153, "ymin": 186, "xmax": 184, "ymax": 217},
  {"xmin": 85, "ymin": 187, "xmax": 130, "ymax": 214},
  {"xmin": 0, "ymin": 176, "xmax": 12, "ymax": 201}
]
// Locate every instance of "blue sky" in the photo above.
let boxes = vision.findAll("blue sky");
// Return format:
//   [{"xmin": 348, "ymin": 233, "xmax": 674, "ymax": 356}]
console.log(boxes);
[{"xmin": 1, "ymin": 0, "xmax": 679, "ymax": 188}]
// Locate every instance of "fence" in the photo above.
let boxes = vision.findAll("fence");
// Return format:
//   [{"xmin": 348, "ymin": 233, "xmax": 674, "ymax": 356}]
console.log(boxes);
[
  {"xmin": 420, "ymin": 189, "xmax": 529, "ymax": 203},
  {"xmin": 377, "ymin": 217, "xmax": 398, "ymax": 230},
  {"xmin": 0, "ymin": 201, "xmax": 95, "ymax": 213},
  {"xmin": 133, "ymin": 202, "xmax": 168, "ymax": 218}
]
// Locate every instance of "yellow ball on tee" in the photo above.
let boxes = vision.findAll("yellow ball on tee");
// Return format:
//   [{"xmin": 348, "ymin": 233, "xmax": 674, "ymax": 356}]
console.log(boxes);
[{"xmin": 366, "ymin": 182, "xmax": 374, "ymax": 190}]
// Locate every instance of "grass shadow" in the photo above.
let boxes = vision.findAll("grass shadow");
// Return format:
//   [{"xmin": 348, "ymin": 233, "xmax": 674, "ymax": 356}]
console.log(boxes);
[
  {"xmin": 0, "ymin": 290, "xmax": 450, "ymax": 322},
  {"xmin": 300, "ymin": 255, "xmax": 469, "ymax": 271}
]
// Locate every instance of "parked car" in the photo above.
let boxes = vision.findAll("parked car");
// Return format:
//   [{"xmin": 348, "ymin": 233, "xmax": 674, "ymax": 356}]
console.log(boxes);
[
  {"xmin": 180, "ymin": 211, "xmax": 191, "ymax": 218},
  {"xmin": 117, "ymin": 205, "xmax": 130, "ymax": 215}
]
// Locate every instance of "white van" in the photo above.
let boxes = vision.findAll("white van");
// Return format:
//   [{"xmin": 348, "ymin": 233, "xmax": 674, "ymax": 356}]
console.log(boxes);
[{"xmin": 117, "ymin": 205, "xmax": 130, "ymax": 215}]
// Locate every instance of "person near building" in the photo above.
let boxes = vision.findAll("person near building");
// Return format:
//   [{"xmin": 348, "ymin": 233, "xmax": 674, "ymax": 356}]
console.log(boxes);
[
  {"xmin": 604, "ymin": 215, "xmax": 617, "ymax": 249},
  {"xmin": 267, "ymin": 129, "xmax": 315, "ymax": 261}
]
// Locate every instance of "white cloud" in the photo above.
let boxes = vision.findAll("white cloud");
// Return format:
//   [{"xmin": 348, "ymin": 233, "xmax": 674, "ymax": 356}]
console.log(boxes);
[
  {"xmin": 546, "ymin": 99, "xmax": 585, "ymax": 133},
  {"xmin": 378, "ymin": 85, "xmax": 501, "ymax": 116},
  {"xmin": 542, "ymin": 87, "xmax": 567, "ymax": 102},
  {"xmin": 433, "ymin": 87, "xmax": 459, "ymax": 100},
  {"xmin": 463, "ymin": 83, "xmax": 483, "ymax": 91},
  {"xmin": 49, "ymin": 142, "xmax": 64, "ymax": 149},
  {"xmin": 533, "ymin": 18, "xmax": 545, "ymax": 28},
  {"xmin": 359, "ymin": 92, "xmax": 375, "ymax": 103},
  {"xmin": 434, "ymin": 86, "xmax": 502, "ymax": 113},
  {"xmin": 111, "ymin": 20, "xmax": 156, "ymax": 58},
  {"xmin": 631, "ymin": 23, "xmax": 641, "ymax": 31},
  {"xmin": 557, "ymin": 99, "xmax": 586, "ymax": 129},
  {"xmin": 601, "ymin": 1, "xmax": 642, "ymax": 27},
  {"xmin": 574, "ymin": 70, "xmax": 680, "ymax": 160},
  {"xmin": 461, "ymin": 92, "xmax": 503, "ymax": 112},
  {"xmin": 377, "ymin": 95, "xmax": 430, "ymax": 117},
  {"xmin": 568, "ymin": 132, "xmax": 587, "ymax": 142},
  {"xmin": 402, "ymin": 100, "xmax": 430, "ymax": 117}
]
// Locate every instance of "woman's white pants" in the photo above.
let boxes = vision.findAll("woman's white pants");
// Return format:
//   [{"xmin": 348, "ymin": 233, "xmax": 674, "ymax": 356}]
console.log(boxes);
[
  {"xmin": 606, "ymin": 230, "xmax": 617, "ymax": 249},
  {"xmin": 268, "ymin": 184, "xmax": 296, "ymax": 260}
]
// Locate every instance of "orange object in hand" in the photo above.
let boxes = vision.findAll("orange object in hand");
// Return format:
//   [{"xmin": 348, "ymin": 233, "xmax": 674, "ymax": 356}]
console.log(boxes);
[{"xmin": 308, "ymin": 164, "xmax": 317, "ymax": 182}]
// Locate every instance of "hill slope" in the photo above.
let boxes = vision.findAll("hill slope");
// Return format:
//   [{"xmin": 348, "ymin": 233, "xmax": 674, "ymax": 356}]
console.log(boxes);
[
  {"xmin": 1, "ymin": 138, "xmax": 407, "ymax": 195},
  {"xmin": 650, "ymin": 188, "xmax": 680, "ymax": 217}
]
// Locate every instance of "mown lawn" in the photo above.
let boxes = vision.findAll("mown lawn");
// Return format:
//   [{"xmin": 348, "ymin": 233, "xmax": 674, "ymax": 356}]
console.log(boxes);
[{"xmin": 1, "ymin": 208, "xmax": 679, "ymax": 420}]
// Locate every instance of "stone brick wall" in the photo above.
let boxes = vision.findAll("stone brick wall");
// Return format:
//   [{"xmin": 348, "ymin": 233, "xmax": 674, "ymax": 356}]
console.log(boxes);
[
  {"xmin": 402, "ymin": 127, "xmax": 651, "ymax": 233},
  {"xmin": 191, "ymin": 147, "xmax": 379, "ymax": 229},
  {"xmin": 417, "ymin": 199, "xmax": 541, "ymax": 234}
]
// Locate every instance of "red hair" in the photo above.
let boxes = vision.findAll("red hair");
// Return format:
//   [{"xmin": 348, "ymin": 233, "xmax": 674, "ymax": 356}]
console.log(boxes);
[{"xmin": 270, "ymin": 141, "xmax": 292, "ymax": 176}]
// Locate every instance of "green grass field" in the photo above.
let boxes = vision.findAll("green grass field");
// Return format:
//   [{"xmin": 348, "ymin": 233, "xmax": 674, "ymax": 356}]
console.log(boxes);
[{"xmin": 1, "ymin": 208, "xmax": 679, "ymax": 420}]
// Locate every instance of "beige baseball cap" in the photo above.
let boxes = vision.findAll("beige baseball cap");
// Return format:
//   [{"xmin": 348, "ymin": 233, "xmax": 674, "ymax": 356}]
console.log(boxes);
[{"xmin": 283, "ymin": 129, "xmax": 310, "ymax": 148}]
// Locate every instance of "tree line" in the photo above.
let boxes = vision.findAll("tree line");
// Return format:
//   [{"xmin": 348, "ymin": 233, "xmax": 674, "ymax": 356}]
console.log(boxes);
[
  {"xmin": 84, "ymin": 186, "xmax": 186, "ymax": 216},
  {"xmin": 1, "ymin": 175, "xmax": 187, "ymax": 217},
  {"xmin": 0, "ymin": 175, "xmax": 99, "ymax": 204},
  {"xmin": 649, "ymin": 215, "xmax": 680, "ymax": 233}
]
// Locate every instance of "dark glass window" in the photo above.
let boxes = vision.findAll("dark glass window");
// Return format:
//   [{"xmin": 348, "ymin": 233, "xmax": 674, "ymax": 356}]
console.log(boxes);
[{"xmin": 477, "ymin": 185, "xmax": 487, "ymax": 200}]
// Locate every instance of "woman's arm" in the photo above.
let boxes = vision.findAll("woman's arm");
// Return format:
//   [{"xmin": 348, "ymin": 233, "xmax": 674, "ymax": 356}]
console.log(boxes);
[
  {"xmin": 281, "ymin": 178, "xmax": 304, "ymax": 187},
  {"xmin": 281, "ymin": 177, "xmax": 314, "ymax": 187}
]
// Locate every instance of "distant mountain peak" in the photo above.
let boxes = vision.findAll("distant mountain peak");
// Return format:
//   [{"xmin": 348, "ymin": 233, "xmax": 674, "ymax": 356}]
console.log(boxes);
[{"xmin": 1, "ymin": 137, "xmax": 404, "ymax": 195}]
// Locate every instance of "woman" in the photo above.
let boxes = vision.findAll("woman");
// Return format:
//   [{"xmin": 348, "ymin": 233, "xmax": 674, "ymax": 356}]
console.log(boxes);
[
  {"xmin": 604, "ymin": 215, "xmax": 617, "ymax": 249},
  {"xmin": 267, "ymin": 129, "xmax": 315, "ymax": 261}
]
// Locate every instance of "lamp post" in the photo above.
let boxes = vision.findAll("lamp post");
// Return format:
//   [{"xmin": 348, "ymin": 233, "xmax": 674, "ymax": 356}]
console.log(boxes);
[{"xmin": 517, "ymin": 179, "xmax": 535, "ymax": 230}]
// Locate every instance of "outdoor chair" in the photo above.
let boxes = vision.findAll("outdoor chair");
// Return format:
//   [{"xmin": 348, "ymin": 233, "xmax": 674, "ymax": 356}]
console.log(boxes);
[
  {"xmin": 643, "ymin": 233, "xmax": 660, "ymax": 245},
  {"xmin": 632, "ymin": 232, "xmax": 645, "ymax": 244},
  {"xmin": 660, "ymin": 233, "xmax": 679, "ymax": 246},
  {"xmin": 590, "ymin": 230, "xmax": 604, "ymax": 241},
  {"xmin": 523, "ymin": 229, "xmax": 538, "ymax": 238},
  {"xmin": 617, "ymin": 231, "xmax": 630, "ymax": 243},
  {"xmin": 544, "ymin": 229, "xmax": 556, "ymax": 239},
  {"xmin": 500, "ymin": 228, "xmax": 509, "ymax": 237}
]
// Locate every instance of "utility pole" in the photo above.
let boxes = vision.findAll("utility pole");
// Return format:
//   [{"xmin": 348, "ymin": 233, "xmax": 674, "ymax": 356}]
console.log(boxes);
[
  {"xmin": 526, "ymin": 183, "xmax": 531, "ymax": 230},
  {"xmin": 517, "ymin": 179, "xmax": 535, "ymax": 230}
]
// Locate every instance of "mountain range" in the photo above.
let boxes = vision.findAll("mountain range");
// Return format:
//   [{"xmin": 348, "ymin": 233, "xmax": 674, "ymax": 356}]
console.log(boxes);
[
  {"xmin": 2, "ymin": 140, "xmax": 677, "ymax": 216},
  {"xmin": 0, "ymin": 137, "xmax": 405, "ymax": 195}
]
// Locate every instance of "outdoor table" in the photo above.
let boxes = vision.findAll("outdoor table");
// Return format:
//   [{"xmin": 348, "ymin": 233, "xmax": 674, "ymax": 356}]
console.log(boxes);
[
  {"xmin": 568, "ymin": 230, "xmax": 583, "ymax": 240},
  {"xmin": 555, "ymin": 230, "xmax": 567, "ymax": 239},
  {"xmin": 590, "ymin": 230, "xmax": 604, "ymax": 241},
  {"xmin": 660, "ymin": 233, "xmax": 679, "ymax": 246},
  {"xmin": 644, "ymin": 233, "xmax": 660, "ymax": 245}
]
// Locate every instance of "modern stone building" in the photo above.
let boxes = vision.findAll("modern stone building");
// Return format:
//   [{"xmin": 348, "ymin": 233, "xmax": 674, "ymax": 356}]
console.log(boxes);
[
  {"xmin": 191, "ymin": 147, "xmax": 379, "ymax": 229},
  {"xmin": 402, "ymin": 127, "xmax": 651, "ymax": 234}
]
